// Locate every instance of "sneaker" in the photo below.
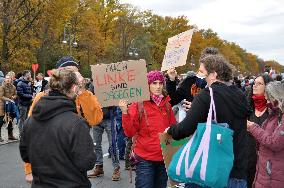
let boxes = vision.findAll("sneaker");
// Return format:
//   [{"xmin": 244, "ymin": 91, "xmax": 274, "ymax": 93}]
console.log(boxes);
[
  {"xmin": 112, "ymin": 167, "xmax": 121, "ymax": 181},
  {"xmin": 88, "ymin": 165, "xmax": 104, "ymax": 178}
]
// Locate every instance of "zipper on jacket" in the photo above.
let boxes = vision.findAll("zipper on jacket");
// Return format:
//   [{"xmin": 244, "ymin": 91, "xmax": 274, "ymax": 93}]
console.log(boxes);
[{"xmin": 266, "ymin": 159, "xmax": 272, "ymax": 186}]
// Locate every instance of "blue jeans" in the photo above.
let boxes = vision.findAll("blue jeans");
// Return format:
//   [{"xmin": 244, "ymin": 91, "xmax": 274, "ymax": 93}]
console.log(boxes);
[
  {"xmin": 116, "ymin": 120, "xmax": 126, "ymax": 159},
  {"xmin": 185, "ymin": 178, "xmax": 247, "ymax": 188},
  {"xmin": 135, "ymin": 158, "xmax": 168, "ymax": 188},
  {"xmin": 227, "ymin": 178, "xmax": 247, "ymax": 188},
  {"xmin": 19, "ymin": 105, "xmax": 29, "ymax": 134},
  {"xmin": 92, "ymin": 119, "xmax": 120, "ymax": 169}
]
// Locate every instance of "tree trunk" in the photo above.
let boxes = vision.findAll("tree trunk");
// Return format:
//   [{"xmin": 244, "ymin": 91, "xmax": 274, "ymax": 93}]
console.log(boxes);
[{"xmin": 1, "ymin": 1, "xmax": 11, "ymax": 71}]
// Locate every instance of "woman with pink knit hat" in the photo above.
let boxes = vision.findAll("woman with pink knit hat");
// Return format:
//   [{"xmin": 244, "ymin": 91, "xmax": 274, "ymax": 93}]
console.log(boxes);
[{"xmin": 119, "ymin": 70, "xmax": 177, "ymax": 188}]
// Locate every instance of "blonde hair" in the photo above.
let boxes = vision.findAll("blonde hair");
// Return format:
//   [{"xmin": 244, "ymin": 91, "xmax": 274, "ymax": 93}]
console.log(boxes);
[
  {"xmin": 7, "ymin": 71, "xmax": 15, "ymax": 78},
  {"xmin": 49, "ymin": 69, "xmax": 78, "ymax": 95}
]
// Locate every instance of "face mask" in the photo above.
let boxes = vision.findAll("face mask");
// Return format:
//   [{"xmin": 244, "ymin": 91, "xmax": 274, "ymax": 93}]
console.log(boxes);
[
  {"xmin": 196, "ymin": 76, "xmax": 207, "ymax": 89},
  {"xmin": 196, "ymin": 74, "xmax": 205, "ymax": 79},
  {"xmin": 70, "ymin": 85, "xmax": 80, "ymax": 100}
]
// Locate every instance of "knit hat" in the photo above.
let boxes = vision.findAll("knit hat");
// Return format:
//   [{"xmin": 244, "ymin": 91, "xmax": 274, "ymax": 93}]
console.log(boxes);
[
  {"xmin": 147, "ymin": 71, "xmax": 165, "ymax": 85},
  {"xmin": 55, "ymin": 56, "xmax": 79, "ymax": 69}
]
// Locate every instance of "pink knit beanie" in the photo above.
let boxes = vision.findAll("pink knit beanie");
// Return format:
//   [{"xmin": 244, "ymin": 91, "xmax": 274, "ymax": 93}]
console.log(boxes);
[{"xmin": 147, "ymin": 71, "xmax": 165, "ymax": 85}]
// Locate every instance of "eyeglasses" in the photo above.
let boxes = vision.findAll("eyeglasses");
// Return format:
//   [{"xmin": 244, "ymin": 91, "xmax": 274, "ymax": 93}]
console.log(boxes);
[{"xmin": 253, "ymin": 82, "xmax": 264, "ymax": 86}]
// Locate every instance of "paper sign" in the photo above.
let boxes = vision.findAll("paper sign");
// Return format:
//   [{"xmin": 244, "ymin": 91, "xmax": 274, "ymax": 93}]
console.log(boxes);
[
  {"xmin": 91, "ymin": 60, "xmax": 150, "ymax": 107},
  {"xmin": 161, "ymin": 29, "xmax": 194, "ymax": 71},
  {"xmin": 160, "ymin": 133, "xmax": 189, "ymax": 186}
]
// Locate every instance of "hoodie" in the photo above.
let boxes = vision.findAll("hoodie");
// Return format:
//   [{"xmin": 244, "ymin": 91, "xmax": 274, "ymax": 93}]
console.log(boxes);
[
  {"xmin": 168, "ymin": 82, "xmax": 249, "ymax": 179},
  {"xmin": 166, "ymin": 73, "xmax": 206, "ymax": 106},
  {"xmin": 19, "ymin": 92, "xmax": 96, "ymax": 188}
]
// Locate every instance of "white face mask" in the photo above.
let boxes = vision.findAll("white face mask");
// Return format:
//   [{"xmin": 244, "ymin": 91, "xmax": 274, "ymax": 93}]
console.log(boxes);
[{"xmin": 196, "ymin": 74, "xmax": 206, "ymax": 79}]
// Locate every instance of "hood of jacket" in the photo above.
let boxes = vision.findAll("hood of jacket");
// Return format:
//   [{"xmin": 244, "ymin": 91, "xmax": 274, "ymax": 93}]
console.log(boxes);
[
  {"xmin": 32, "ymin": 93, "xmax": 77, "ymax": 121},
  {"xmin": 210, "ymin": 82, "xmax": 249, "ymax": 118}
]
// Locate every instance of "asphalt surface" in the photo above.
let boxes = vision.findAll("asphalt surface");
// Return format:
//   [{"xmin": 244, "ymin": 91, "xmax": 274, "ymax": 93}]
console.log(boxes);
[{"xmin": 0, "ymin": 132, "xmax": 135, "ymax": 188}]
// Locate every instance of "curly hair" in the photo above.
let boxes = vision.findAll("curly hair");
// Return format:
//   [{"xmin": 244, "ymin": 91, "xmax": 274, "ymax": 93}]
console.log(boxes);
[
  {"xmin": 200, "ymin": 54, "xmax": 235, "ymax": 82},
  {"xmin": 49, "ymin": 69, "xmax": 78, "ymax": 95},
  {"xmin": 200, "ymin": 47, "xmax": 219, "ymax": 60}
]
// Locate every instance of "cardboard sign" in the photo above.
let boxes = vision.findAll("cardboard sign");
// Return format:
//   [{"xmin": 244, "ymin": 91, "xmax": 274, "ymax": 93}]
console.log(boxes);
[
  {"xmin": 161, "ymin": 29, "xmax": 194, "ymax": 71},
  {"xmin": 159, "ymin": 133, "xmax": 189, "ymax": 186},
  {"xmin": 91, "ymin": 60, "xmax": 150, "ymax": 107}
]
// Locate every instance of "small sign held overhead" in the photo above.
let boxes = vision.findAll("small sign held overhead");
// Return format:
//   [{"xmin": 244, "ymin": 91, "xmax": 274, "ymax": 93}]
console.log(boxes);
[{"xmin": 161, "ymin": 29, "xmax": 194, "ymax": 71}]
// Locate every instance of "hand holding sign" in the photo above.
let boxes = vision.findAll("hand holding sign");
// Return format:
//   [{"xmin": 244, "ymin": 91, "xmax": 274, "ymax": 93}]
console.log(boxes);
[
  {"xmin": 167, "ymin": 67, "xmax": 178, "ymax": 81},
  {"xmin": 118, "ymin": 99, "xmax": 128, "ymax": 114}
]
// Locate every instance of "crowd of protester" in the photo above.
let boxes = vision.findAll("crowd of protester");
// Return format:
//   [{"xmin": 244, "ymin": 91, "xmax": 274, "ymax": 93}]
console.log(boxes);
[{"xmin": 0, "ymin": 47, "xmax": 283, "ymax": 188}]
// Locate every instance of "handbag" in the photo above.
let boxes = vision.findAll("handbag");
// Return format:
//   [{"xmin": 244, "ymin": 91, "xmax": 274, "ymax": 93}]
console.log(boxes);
[{"xmin": 168, "ymin": 87, "xmax": 234, "ymax": 188}]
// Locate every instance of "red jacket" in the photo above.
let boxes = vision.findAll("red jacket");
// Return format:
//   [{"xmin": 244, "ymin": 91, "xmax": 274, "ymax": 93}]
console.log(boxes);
[
  {"xmin": 248, "ymin": 110, "xmax": 284, "ymax": 188},
  {"xmin": 122, "ymin": 96, "xmax": 176, "ymax": 161}
]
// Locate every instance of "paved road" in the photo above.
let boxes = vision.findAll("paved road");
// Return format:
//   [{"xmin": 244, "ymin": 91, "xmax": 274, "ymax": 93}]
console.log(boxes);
[{"xmin": 0, "ymin": 132, "xmax": 135, "ymax": 188}]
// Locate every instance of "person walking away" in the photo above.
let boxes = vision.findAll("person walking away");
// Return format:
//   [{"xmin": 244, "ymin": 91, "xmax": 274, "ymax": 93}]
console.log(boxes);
[
  {"xmin": 166, "ymin": 53, "xmax": 249, "ymax": 188},
  {"xmin": 247, "ymin": 81, "xmax": 284, "ymax": 188},
  {"xmin": 119, "ymin": 70, "xmax": 177, "ymax": 188},
  {"xmin": 16, "ymin": 70, "xmax": 33, "ymax": 134},
  {"xmin": 23, "ymin": 56, "xmax": 103, "ymax": 184},
  {"xmin": 19, "ymin": 69, "xmax": 96, "ymax": 188}
]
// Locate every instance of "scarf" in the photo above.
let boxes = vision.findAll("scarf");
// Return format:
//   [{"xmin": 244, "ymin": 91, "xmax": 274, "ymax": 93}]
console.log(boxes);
[
  {"xmin": 150, "ymin": 93, "xmax": 164, "ymax": 106},
  {"xmin": 252, "ymin": 94, "xmax": 267, "ymax": 112}
]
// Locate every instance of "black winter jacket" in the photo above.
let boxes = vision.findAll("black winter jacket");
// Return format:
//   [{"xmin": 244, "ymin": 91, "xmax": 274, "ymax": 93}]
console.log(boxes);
[
  {"xmin": 16, "ymin": 78, "xmax": 33, "ymax": 106},
  {"xmin": 168, "ymin": 82, "xmax": 249, "ymax": 179},
  {"xmin": 19, "ymin": 92, "xmax": 96, "ymax": 188}
]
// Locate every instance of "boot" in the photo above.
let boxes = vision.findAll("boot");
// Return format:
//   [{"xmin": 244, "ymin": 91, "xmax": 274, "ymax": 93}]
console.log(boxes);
[
  {"xmin": 88, "ymin": 165, "xmax": 104, "ymax": 178},
  {"xmin": 112, "ymin": 167, "xmax": 121, "ymax": 181},
  {"xmin": 8, "ymin": 125, "xmax": 17, "ymax": 141},
  {"xmin": 8, "ymin": 133, "xmax": 18, "ymax": 141}
]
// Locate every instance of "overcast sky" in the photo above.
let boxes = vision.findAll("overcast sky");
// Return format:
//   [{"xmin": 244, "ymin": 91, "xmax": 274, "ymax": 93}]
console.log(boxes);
[{"xmin": 120, "ymin": 0, "xmax": 284, "ymax": 65}]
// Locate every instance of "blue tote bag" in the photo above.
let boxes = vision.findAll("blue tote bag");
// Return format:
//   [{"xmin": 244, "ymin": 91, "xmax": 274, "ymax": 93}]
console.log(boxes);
[{"xmin": 168, "ymin": 87, "xmax": 234, "ymax": 188}]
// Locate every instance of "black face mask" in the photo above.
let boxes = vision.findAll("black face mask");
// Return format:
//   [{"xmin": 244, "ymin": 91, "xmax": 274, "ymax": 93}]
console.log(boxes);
[{"xmin": 196, "ymin": 76, "xmax": 207, "ymax": 89}]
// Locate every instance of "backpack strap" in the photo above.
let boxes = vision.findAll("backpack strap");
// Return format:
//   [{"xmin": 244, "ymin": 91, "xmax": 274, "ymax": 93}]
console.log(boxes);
[
  {"xmin": 137, "ymin": 102, "xmax": 144, "ymax": 123},
  {"xmin": 165, "ymin": 102, "xmax": 171, "ymax": 123}
]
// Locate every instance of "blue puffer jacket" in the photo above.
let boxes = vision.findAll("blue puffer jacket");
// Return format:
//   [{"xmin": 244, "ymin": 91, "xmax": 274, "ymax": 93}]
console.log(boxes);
[{"xmin": 17, "ymin": 78, "xmax": 33, "ymax": 106}]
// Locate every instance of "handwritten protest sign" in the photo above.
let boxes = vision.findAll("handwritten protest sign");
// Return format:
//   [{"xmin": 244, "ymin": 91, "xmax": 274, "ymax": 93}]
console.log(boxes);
[
  {"xmin": 161, "ymin": 29, "xmax": 194, "ymax": 71},
  {"xmin": 91, "ymin": 60, "xmax": 150, "ymax": 107}
]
